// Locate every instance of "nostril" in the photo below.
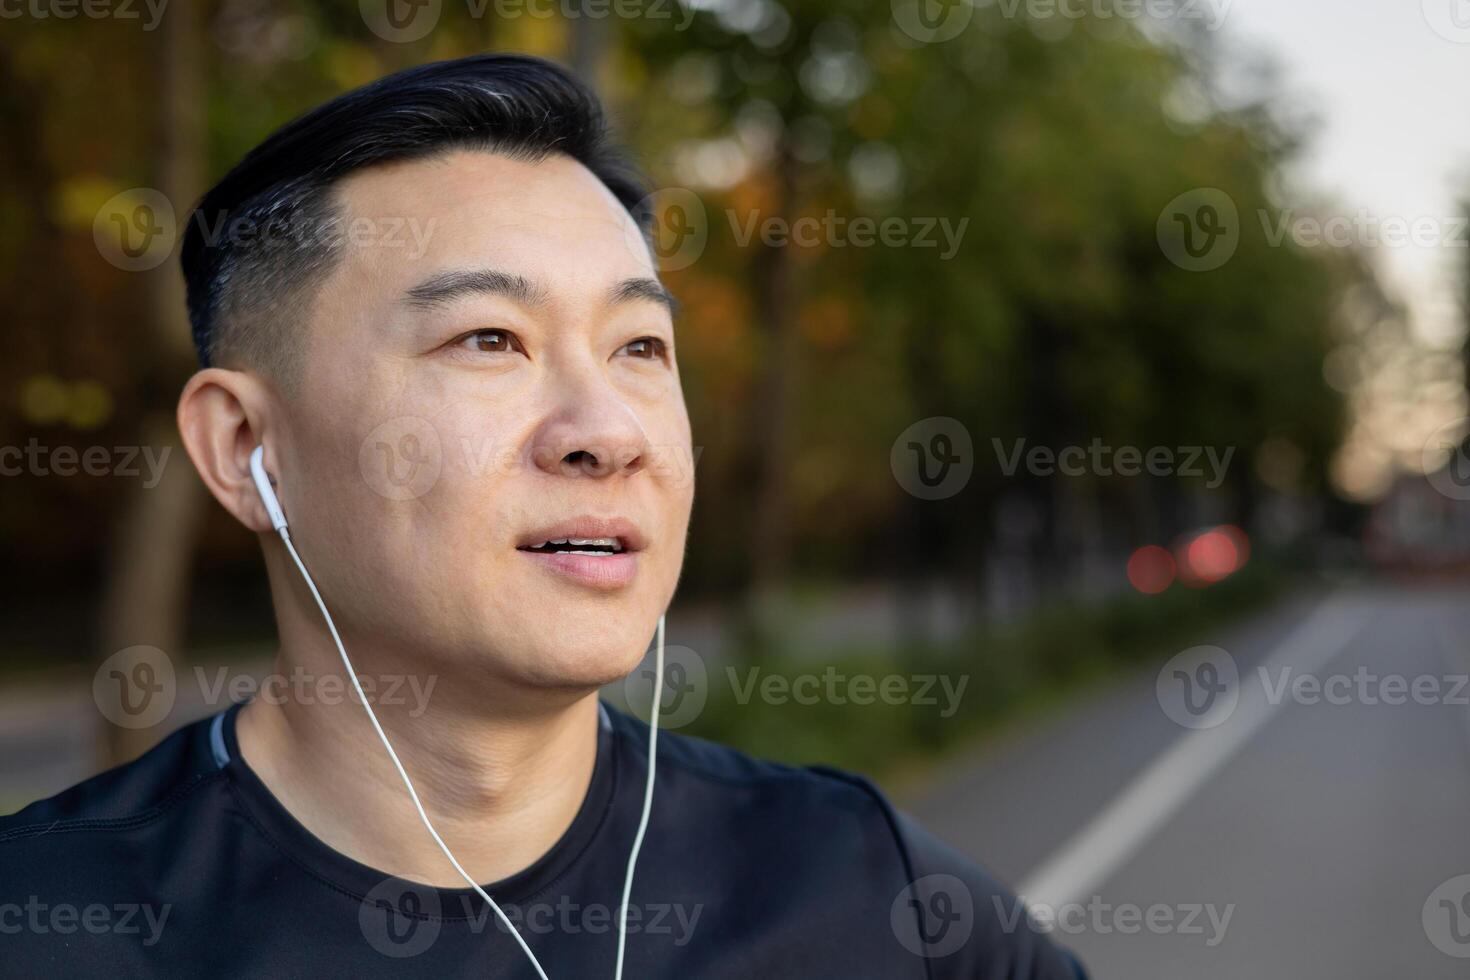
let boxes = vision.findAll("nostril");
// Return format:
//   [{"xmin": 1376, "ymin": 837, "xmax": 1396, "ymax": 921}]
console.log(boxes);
[{"xmin": 562, "ymin": 449, "xmax": 598, "ymax": 475}]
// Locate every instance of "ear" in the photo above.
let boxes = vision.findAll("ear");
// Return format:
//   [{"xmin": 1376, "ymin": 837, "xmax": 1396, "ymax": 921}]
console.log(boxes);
[{"xmin": 177, "ymin": 368, "xmax": 281, "ymax": 534}]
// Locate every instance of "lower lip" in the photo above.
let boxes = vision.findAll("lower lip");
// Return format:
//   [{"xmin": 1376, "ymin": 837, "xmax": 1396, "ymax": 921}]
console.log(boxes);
[{"xmin": 517, "ymin": 549, "xmax": 639, "ymax": 590}]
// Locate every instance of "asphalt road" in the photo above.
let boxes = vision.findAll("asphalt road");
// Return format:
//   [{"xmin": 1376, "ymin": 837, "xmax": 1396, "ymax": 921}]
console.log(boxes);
[
  {"xmin": 0, "ymin": 581, "xmax": 975, "ymax": 808},
  {"xmin": 8, "ymin": 581, "xmax": 1470, "ymax": 976},
  {"xmin": 909, "ymin": 582, "xmax": 1470, "ymax": 977}
]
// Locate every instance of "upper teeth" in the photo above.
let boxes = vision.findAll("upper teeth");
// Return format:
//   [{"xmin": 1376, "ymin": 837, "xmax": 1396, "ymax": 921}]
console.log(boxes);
[{"xmin": 531, "ymin": 537, "xmax": 621, "ymax": 550}]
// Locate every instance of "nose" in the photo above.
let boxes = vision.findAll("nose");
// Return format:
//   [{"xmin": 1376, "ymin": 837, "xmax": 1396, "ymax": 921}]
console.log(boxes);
[{"xmin": 528, "ymin": 368, "xmax": 651, "ymax": 481}]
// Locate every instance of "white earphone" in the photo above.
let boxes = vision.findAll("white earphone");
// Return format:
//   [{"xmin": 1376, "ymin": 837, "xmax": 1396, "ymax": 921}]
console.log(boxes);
[
  {"xmin": 248, "ymin": 445, "xmax": 288, "ymax": 532},
  {"xmin": 246, "ymin": 444, "xmax": 663, "ymax": 980}
]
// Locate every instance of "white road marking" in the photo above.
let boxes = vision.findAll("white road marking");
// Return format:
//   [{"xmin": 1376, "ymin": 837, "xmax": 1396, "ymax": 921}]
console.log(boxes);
[{"xmin": 1016, "ymin": 591, "xmax": 1370, "ymax": 913}]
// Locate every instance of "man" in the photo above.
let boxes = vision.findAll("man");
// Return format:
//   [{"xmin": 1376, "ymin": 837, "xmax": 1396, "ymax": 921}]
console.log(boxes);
[{"xmin": 1, "ymin": 54, "xmax": 1085, "ymax": 978}]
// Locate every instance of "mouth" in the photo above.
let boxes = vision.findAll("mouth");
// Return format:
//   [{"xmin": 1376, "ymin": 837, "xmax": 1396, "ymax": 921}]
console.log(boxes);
[
  {"xmin": 518, "ymin": 537, "xmax": 627, "ymax": 557},
  {"xmin": 515, "ymin": 516, "xmax": 645, "ymax": 590},
  {"xmin": 515, "ymin": 516, "xmax": 646, "ymax": 555}
]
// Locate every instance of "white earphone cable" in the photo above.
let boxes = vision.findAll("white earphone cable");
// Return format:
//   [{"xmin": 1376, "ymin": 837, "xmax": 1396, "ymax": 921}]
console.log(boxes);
[
  {"xmin": 276, "ymin": 525, "xmax": 663, "ymax": 980},
  {"xmin": 615, "ymin": 611, "xmax": 662, "ymax": 978}
]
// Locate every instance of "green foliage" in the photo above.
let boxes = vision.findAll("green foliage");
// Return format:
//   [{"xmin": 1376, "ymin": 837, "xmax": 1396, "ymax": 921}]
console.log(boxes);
[
  {"xmin": 683, "ymin": 562, "xmax": 1285, "ymax": 777},
  {"xmin": 619, "ymin": 6, "xmax": 1357, "ymax": 586},
  {"xmin": 0, "ymin": 2, "xmax": 1368, "ymax": 611}
]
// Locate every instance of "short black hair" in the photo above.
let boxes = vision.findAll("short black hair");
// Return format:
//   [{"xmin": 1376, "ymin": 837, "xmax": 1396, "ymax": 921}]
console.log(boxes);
[{"xmin": 180, "ymin": 53, "xmax": 651, "ymax": 375}]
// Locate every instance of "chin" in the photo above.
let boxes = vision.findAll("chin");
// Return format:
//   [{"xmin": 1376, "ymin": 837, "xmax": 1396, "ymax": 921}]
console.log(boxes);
[
  {"xmin": 527, "ymin": 639, "xmax": 647, "ymax": 691},
  {"xmin": 464, "ymin": 624, "xmax": 648, "ymax": 695}
]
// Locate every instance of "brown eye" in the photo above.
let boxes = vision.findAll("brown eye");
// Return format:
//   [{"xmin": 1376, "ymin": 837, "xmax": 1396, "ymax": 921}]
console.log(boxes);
[
  {"xmin": 621, "ymin": 337, "xmax": 667, "ymax": 361},
  {"xmin": 459, "ymin": 329, "xmax": 522, "ymax": 354}
]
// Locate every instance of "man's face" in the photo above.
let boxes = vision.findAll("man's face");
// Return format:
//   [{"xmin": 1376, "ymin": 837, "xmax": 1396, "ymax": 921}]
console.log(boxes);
[{"xmin": 276, "ymin": 150, "xmax": 693, "ymax": 695}]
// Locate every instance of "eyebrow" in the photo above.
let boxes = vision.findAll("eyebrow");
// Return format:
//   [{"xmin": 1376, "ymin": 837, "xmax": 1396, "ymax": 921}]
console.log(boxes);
[{"xmin": 404, "ymin": 268, "xmax": 679, "ymax": 318}]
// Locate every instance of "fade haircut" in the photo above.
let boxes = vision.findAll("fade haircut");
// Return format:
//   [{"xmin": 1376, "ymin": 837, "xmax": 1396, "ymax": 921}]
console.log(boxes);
[{"xmin": 180, "ymin": 53, "xmax": 651, "ymax": 382}]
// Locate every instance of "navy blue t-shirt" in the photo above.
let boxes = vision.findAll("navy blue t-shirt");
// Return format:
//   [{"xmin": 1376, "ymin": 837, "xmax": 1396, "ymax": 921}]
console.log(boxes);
[{"xmin": 0, "ymin": 700, "xmax": 1085, "ymax": 978}]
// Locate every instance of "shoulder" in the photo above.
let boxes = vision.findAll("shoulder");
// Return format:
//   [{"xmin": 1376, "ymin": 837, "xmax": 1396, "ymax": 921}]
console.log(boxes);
[
  {"xmin": 0, "ymin": 711, "xmax": 226, "ymax": 858},
  {"xmin": 605, "ymin": 701, "xmax": 901, "ymax": 836},
  {"xmin": 605, "ymin": 706, "xmax": 1088, "ymax": 978},
  {"xmin": 885, "ymin": 809, "xmax": 1089, "ymax": 978}
]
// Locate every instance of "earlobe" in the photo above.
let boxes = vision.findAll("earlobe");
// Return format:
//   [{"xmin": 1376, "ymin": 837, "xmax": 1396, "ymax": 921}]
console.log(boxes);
[{"xmin": 177, "ymin": 368, "xmax": 279, "ymax": 533}]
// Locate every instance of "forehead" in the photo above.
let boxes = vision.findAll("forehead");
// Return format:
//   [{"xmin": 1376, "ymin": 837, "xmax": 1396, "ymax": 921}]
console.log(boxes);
[{"xmin": 327, "ymin": 149, "xmax": 655, "ymax": 288}]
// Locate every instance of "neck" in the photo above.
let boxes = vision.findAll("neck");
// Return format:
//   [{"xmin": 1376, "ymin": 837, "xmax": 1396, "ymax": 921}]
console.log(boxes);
[{"xmin": 236, "ymin": 644, "xmax": 602, "ymax": 889}]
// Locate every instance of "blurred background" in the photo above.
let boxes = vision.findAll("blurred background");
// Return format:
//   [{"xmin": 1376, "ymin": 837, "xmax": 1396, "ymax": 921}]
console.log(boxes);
[{"xmin": 4, "ymin": 0, "xmax": 1470, "ymax": 974}]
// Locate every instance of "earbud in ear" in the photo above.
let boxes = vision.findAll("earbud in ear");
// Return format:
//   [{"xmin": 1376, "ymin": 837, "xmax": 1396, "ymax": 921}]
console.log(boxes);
[{"xmin": 249, "ymin": 444, "xmax": 289, "ymax": 532}]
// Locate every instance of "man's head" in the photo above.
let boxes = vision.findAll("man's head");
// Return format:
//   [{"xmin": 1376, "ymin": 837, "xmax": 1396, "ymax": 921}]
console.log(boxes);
[{"xmin": 177, "ymin": 54, "xmax": 694, "ymax": 701}]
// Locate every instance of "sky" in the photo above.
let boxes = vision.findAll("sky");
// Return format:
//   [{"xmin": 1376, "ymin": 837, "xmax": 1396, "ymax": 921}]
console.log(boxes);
[
  {"xmin": 1213, "ymin": 0, "xmax": 1470, "ymax": 495},
  {"xmin": 1222, "ymin": 0, "xmax": 1470, "ymax": 346}
]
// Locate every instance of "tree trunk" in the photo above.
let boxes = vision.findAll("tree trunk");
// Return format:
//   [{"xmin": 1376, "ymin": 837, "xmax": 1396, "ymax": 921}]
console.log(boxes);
[
  {"xmin": 744, "ymin": 139, "xmax": 800, "ymax": 645},
  {"xmin": 565, "ymin": 10, "xmax": 611, "ymax": 90},
  {"xmin": 97, "ymin": 0, "xmax": 207, "ymax": 766}
]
